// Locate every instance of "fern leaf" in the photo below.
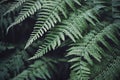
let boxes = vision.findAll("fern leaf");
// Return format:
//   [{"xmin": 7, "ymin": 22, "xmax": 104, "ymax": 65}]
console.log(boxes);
[
  {"xmin": 93, "ymin": 56, "xmax": 120, "ymax": 80},
  {"xmin": 68, "ymin": 58, "xmax": 90, "ymax": 80},
  {"xmin": 4, "ymin": 0, "xmax": 28, "ymax": 15},
  {"xmin": 0, "ymin": 50, "xmax": 29, "ymax": 80},
  {"xmin": 67, "ymin": 22, "xmax": 120, "ymax": 65},
  {"xmin": 28, "ymin": 6, "xmax": 100, "ymax": 60},
  {"xmin": 66, "ymin": 22, "xmax": 120, "ymax": 80},
  {"xmin": 112, "ymin": 0, "xmax": 120, "ymax": 19},
  {"xmin": 12, "ymin": 57, "xmax": 57, "ymax": 80},
  {"xmin": 6, "ymin": 0, "xmax": 42, "ymax": 33},
  {"xmin": 25, "ymin": 0, "xmax": 82, "ymax": 49}
]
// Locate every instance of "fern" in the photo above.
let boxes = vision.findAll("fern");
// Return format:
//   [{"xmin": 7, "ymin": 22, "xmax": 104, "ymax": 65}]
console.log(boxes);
[
  {"xmin": 93, "ymin": 56, "xmax": 120, "ymax": 80},
  {"xmin": 25, "ymin": 0, "xmax": 81, "ymax": 48},
  {"xmin": 66, "ymin": 22, "xmax": 120, "ymax": 80},
  {"xmin": 28, "ymin": 6, "xmax": 100, "ymax": 60},
  {"xmin": 12, "ymin": 57, "xmax": 57, "ymax": 80},
  {"xmin": 1, "ymin": 0, "xmax": 120, "ymax": 80},
  {"xmin": 0, "ymin": 50, "xmax": 29, "ymax": 80},
  {"xmin": 4, "ymin": 0, "xmax": 28, "ymax": 15},
  {"xmin": 6, "ymin": 0, "xmax": 42, "ymax": 33},
  {"xmin": 112, "ymin": 0, "xmax": 120, "ymax": 19}
]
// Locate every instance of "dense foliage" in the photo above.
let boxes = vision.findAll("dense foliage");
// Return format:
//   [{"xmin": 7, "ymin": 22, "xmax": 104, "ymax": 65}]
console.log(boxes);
[{"xmin": 0, "ymin": 0, "xmax": 120, "ymax": 80}]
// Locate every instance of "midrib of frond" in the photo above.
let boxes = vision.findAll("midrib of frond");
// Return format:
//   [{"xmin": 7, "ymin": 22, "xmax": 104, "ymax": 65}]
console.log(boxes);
[
  {"xmin": 28, "ymin": 6, "xmax": 100, "ymax": 60},
  {"xmin": 73, "ymin": 60, "xmax": 90, "ymax": 80},
  {"xmin": 68, "ymin": 56, "xmax": 90, "ymax": 80},
  {"xmin": 83, "ymin": 25, "xmax": 112, "ymax": 54},
  {"xmin": 28, "ymin": 32, "xmax": 62, "ymax": 60},
  {"xmin": 25, "ymin": 0, "xmax": 67, "ymax": 49}
]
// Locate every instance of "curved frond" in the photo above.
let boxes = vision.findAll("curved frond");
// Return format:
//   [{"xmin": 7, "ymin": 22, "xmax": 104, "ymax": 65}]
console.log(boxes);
[
  {"xmin": 12, "ymin": 57, "xmax": 57, "ymax": 80},
  {"xmin": 4, "ymin": 0, "xmax": 28, "ymax": 15},
  {"xmin": 25, "ymin": 0, "xmax": 81, "ymax": 49},
  {"xmin": 66, "ymin": 22, "xmax": 120, "ymax": 80},
  {"xmin": 7, "ymin": 0, "xmax": 42, "ymax": 33},
  {"xmin": 112, "ymin": 0, "xmax": 120, "ymax": 19},
  {"xmin": 68, "ymin": 58, "xmax": 90, "ymax": 80},
  {"xmin": 29, "ymin": 6, "xmax": 100, "ymax": 60},
  {"xmin": 93, "ymin": 56, "xmax": 120, "ymax": 80}
]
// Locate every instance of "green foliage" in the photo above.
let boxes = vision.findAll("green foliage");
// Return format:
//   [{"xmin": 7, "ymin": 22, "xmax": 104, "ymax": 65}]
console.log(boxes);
[
  {"xmin": 12, "ymin": 57, "xmax": 58, "ymax": 80},
  {"xmin": 66, "ymin": 22, "xmax": 120, "ymax": 80},
  {"xmin": 94, "ymin": 56, "xmax": 120, "ymax": 80},
  {"xmin": 91, "ymin": 48, "xmax": 120, "ymax": 80},
  {"xmin": 4, "ymin": 0, "xmax": 28, "ymax": 15},
  {"xmin": 25, "ymin": 0, "xmax": 81, "ymax": 48},
  {"xmin": 0, "ymin": 0, "xmax": 120, "ymax": 80},
  {"xmin": 29, "ymin": 6, "xmax": 100, "ymax": 60}
]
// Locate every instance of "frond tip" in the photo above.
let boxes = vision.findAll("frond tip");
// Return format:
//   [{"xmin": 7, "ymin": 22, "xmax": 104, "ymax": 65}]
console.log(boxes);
[{"xmin": 6, "ymin": 0, "xmax": 42, "ymax": 33}]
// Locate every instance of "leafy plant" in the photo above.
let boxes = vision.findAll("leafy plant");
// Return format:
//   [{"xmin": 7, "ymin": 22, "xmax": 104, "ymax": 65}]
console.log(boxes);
[{"xmin": 0, "ymin": 0, "xmax": 120, "ymax": 80}]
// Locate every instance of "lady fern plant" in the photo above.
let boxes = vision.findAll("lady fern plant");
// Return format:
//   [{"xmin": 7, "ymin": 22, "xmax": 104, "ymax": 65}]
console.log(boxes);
[{"xmin": 0, "ymin": 0, "xmax": 120, "ymax": 80}]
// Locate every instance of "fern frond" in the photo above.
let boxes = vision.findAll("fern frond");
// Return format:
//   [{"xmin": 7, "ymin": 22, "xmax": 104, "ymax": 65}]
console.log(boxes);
[
  {"xmin": 112, "ymin": 0, "xmax": 120, "ymax": 19},
  {"xmin": 12, "ymin": 57, "xmax": 57, "ymax": 80},
  {"xmin": 93, "ymin": 56, "xmax": 120, "ymax": 80},
  {"xmin": 68, "ymin": 58, "xmax": 90, "ymax": 80},
  {"xmin": 0, "ymin": 3, "xmax": 14, "ymax": 39},
  {"xmin": 28, "ymin": 6, "xmax": 100, "ymax": 60},
  {"xmin": 4, "ymin": 0, "xmax": 28, "ymax": 15},
  {"xmin": 66, "ymin": 22, "xmax": 120, "ymax": 80},
  {"xmin": 90, "ymin": 47, "xmax": 120, "ymax": 79},
  {"xmin": 67, "ymin": 22, "xmax": 120, "ymax": 64},
  {"xmin": 25, "ymin": 0, "xmax": 82, "ymax": 49},
  {"xmin": 0, "ymin": 3, "xmax": 11, "ymax": 16},
  {"xmin": 7, "ymin": 0, "xmax": 42, "ymax": 33},
  {"xmin": 0, "ymin": 50, "xmax": 29, "ymax": 80},
  {"xmin": 0, "ymin": 40, "xmax": 42, "ymax": 80}
]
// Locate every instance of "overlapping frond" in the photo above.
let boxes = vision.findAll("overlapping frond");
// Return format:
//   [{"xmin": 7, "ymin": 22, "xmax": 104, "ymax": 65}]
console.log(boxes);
[
  {"xmin": 0, "ymin": 50, "xmax": 29, "ymax": 80},
  {"xmin": 66, "ymin": 22, "xmax": 120, "ymax": 80},
  {"xmin": 7, "ymin": 0, "xmax": 42, "ymax": 33},
  {"xmin": 25, "ymin": 0, "xmax": 81, "ymax": 49},
  {"xmin": 1, "ymin": 0, "xmax": 120, "ymax": 80},
  {"xmin": 112, "ymin": 0, "xmax": 120, "ymax": 19},
  {"xmin": 68, "ymin": 58, "xmax": 90, "ymax": 80},
  {"xmin": 4, "ymin": 0, "xmax": 28, "ymax": 15},
  {"xmin": 12, "ymin": 57, "xmax": 57, "ymax": 80},
  {"xmin": 28, "ymin": 6, "xmax": 100, "ymax": 60},
  {"xmin": 93, "ymin": 56, "xmax": 120, "ymax": 80},
  {"xmin": 0, "ymin": 3, "xmax": 14, "ymax": 39},
  {"xmin": 0, "ymin": 41, "xmax": 42, "ymax": 80}
]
